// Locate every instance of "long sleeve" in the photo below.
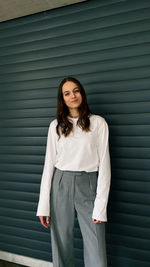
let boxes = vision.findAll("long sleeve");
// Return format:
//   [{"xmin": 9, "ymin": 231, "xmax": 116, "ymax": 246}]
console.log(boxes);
[
  {"xmin": 92, "ymin": 118, "xmax": 111, "ymax": 222},
  {"xmin": 36, "ymin": 120, "xmax": 57, "ymax": 216}
]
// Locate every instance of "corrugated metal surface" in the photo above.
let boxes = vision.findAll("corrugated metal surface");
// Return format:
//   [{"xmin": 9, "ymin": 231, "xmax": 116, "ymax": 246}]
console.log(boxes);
[{"xmin": 0, "ymin": 0, "xmax": 150, "ymax": 266}]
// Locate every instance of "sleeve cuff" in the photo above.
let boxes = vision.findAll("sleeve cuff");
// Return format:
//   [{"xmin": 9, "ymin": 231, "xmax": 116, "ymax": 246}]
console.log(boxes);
[{"xmin": 92, "ymin": 205, "xmax": 107, "ymax": 222}]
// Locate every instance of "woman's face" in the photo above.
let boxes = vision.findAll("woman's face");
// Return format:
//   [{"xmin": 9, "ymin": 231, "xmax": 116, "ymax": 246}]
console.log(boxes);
[{"xmin": 62, "ymin": 81, "xmax": 82, "ymax": 110}]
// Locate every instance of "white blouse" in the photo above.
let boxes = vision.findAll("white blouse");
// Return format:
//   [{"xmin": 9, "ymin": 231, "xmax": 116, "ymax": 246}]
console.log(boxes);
[{"xmin": 36, "ymin": 114, "xmax": 111, "ymax": 221}]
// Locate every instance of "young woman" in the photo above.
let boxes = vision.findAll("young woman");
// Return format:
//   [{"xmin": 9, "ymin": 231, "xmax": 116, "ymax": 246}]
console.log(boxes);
[{"xmin": 36, "ymin": 76, "xmax": 111, "ymax": 267}]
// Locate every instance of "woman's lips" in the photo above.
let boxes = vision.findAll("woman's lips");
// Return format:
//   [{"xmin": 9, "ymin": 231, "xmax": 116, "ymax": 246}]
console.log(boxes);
[{"xmin": 71, "ymin": 100, "xmax": 78, "ymax": 103}]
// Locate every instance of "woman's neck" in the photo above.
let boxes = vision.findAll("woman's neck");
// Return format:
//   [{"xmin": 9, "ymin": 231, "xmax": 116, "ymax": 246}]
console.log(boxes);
[{"xmin": 69, "ymin": 110, "xmax": 79, "ymax": 118}]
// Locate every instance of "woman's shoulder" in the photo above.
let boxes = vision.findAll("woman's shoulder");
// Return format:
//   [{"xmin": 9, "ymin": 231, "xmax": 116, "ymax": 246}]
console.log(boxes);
[
  {"xmin": 49, "ymin": 118, "xmax": 57, "ymax": 129},
  {"xmin": 90, "ymin": 114, "xmax": 106, "ymax": 124},
  {"xmin": 51, "ymin": 118, "xmax": 57, "ymax": 124},
  {"xmin": 90, "ymin": 114, "xmax": 109, "ymax": 133}
]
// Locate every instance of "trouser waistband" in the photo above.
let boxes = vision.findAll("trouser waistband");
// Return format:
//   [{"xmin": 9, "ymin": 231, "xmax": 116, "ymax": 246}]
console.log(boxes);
[{"xmin": 55, "ymin": 167, "xmax": 98, "ymax": 176}]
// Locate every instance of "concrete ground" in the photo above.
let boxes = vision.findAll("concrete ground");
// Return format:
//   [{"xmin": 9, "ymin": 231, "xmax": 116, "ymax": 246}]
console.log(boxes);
[{"xmin": 0, "ymin": 260, "xmax": 27, "ymax": 267}]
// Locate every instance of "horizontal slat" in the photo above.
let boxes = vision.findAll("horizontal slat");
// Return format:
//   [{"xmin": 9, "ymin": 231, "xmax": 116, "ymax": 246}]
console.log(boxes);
[
  {"xmin": 0, "ymin": 226, "xmax": 50, "ymax": 246},
  {"xmin": 111, "ymin": 191, "xmax": 150, "ymax": 205},
  {"xmin": 0, "ymin": 216, "xmax": 43, "ymax": 232},
  {"xmin": 0, "ymin": 145, "xmax": 45, "ymax": 154},
  {"xmin": 0, "ymin": 162, "xmax": 43, "ymax": 172},
  {"xmin": 110, "ymin": 136, "xmax": 150, "ymax": 147},
  {"xmin": 0, "ymin": 154, "xmax": 45, "ymax": 163},
  {"xmin": 111, "ymin": 180, "xmax": 150, "ymax": 193},
  {"xmin": 111, "ymin": 158, "xmax": 150, "ymax": 170},
  {"xmin": 1, "ymin": 64, "xmax": 150, "ymax": 83},
  {"xmin": 0, "ymin": 199, "xmax": 36, "ymax": 211},
  {"xmin": 108, "ymin": 212, "xmax": 150, "ymax": 228},
  {"xmin": 0, "ymin": 181, "xmax": 39, "ymax": 192},
  {"xmin": 1, "ymin": 50, "xmax": 150, "ymax": 73},
  {"xmin": 111, "ymin": 147, "xmax": 150, "ymax": 158},
  {"xmin": 108, "ymin": 223, "xmax": 150, "ymax": 240},
  {"xmin": 0, "ymin": 172, "xmax": 41, "ymax": 183},
  {"xmin": 107, "ymin": 233, "xmax": 150, "ymax": 251},
  {"xmin": 111, "ymin": 168, "xmax": 150, "ymax": 182},
  {"xmin": 0, "ymin": 191, "xmax": 38, "ymax": 202},
  {"xmin": 108, "ymin": 247, "xmax": 150, "ymax": 267},
  {"xmin": 0, "ymin": 118, "xmax": 52, "ymax": 128},
  {"xmin": 108, "ymin": 201, "xmax": 150, "ymax": 217},
  {"xmin": 1, "ymin": 42, "xmax": 150, "ymax": 66}
]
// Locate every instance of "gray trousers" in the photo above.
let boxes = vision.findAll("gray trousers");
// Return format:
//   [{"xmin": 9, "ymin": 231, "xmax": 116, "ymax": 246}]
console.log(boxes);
[{"xmin": 50, "ymin": 167, "xmax": 107, "ymax": 267}]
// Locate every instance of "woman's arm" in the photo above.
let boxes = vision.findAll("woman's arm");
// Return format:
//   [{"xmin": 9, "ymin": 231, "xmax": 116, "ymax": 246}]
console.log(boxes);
[
  {"xmin": 92, "ymin": 118, "xmax": 111, "ymax": 222},
  {"xmin": 36, "ymin": 120, "xmax": 57, "ymax": 217}
]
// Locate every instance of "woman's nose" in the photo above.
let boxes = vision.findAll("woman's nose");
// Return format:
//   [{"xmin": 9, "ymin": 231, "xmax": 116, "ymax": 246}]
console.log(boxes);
[{"xmin": 71, "ymin": 92, "xmax": 76, "ymax": 98}]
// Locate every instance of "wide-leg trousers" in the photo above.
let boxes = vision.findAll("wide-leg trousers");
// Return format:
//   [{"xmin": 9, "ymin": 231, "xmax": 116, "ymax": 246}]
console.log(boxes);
[{"xmin": 50, "ymin": 167, "xmax": 107, "ymax": 267}]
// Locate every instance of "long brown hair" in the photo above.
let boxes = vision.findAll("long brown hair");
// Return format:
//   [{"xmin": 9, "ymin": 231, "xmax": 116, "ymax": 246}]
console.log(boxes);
[{"xmin": 56, "ymin": 76, "xmax": 93, "ymax": 138}]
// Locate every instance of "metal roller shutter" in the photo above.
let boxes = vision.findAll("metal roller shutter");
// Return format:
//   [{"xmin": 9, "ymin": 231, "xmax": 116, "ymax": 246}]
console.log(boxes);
[{"xmin": 0, "ymin": 0, "xmax": 150, "ymax": 266}]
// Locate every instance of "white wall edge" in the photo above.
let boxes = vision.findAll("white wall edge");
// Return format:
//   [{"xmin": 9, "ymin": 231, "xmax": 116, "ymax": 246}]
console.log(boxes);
[{"xmin": 0, "ymin": 251, "xmax": 53, "ymax": 267}]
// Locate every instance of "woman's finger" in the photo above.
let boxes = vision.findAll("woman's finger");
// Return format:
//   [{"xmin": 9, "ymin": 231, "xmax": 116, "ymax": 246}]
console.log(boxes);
[
  {"xmin": 46, "ymin": 216, "xmax": 50, "ymax": 226},
  {"xmin": 92, "ymin": 218, "xmax": 102, "ymax": 224},
  {"xmin": 39, "ymin": 216, "xmax": 49, "ymax": 228}
]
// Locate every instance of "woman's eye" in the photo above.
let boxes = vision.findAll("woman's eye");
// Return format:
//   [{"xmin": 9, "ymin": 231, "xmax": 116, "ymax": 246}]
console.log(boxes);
[{"xmin": 64, "ymin": 89, "xmax": 79, "ymax": 96}]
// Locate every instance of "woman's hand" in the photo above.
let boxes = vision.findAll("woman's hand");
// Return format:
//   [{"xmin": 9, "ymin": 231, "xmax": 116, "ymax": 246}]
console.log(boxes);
[
  {"xmin": 92, "ymin": 218, "xmax": 103, "ymax": 224},
  {"xmin": 39, "ymin": 216, "xmax": 50, "ymax": 228}
]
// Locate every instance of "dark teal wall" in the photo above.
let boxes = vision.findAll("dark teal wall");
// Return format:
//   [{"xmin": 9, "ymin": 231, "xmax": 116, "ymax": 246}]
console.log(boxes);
[{"xmin": 0, "ymin": 0, "xmax": 150, "ymax": 266}]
